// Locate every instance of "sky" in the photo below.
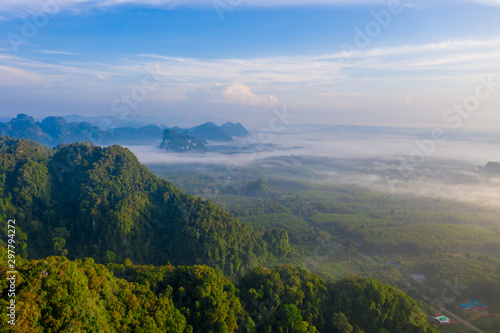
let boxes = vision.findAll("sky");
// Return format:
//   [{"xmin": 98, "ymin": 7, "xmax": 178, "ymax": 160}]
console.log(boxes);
[{"xmin": 1, "ymin": 0, "xmax": 500, "ymax": 129}]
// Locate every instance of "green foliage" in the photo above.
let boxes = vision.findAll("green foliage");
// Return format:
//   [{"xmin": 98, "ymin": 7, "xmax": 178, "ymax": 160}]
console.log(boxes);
[
  {"xmin": 418, "ymin": 256, "xmax": 498, "ymax": 286},
  {"xmin": 329, "ymin": 275, "xmax": 434, "ymax": 333},
  {"xmin": 263, "ymin": 228, "xmax": 292, "ymax": 258},
  {"xmin": 238, "ymin": 213, "xmax": 317, "ymax": 246},
  {"xmin": 0, "ymin": 136, "xmax": 456, "ymax": 332},
  {"xmin": 332, "ymin": 312, "xmax": 353, "ymax": 333},
  {"xmin": 414, "ymin": 255, "xmax": 500, "ymax": 310},
  {"xmin": 168, "ymin": 265, "xmax": 245, "ymax": 332},
  {"xmin": 0, "ymin": 256, "xmax": 187, "ymax": 332},
  {"xmin": 237, "ymin": 265, "xmax": 435, "ymax": 333},
  {"xmin": 310, "ymin": 213, "xmax": 500, "ymax": 255},
  {"xmin": 0, "ymin": 255, "xmax": 438, "ymax": 333},
  {"xmin": 0, "ymin": 137, "xmax": 280, "ymax": 278},
  {"xmin": 238, "ymin": 265, "xmax": 329, "ymax": 332},
  {"xmin": 344, "ymin": 240, "xmax": 356, "ymax": 261}
]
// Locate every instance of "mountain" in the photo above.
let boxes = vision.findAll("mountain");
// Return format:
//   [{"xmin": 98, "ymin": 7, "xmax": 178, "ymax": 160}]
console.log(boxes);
[
  {"xmin": 0, "ymin": 114, "xmax": 52, "ymax": 145},
  {"xmin": 0, "ymin": 136, "xmax": 285, "ymax": 277},
  {"xmin": 40, "ymin": 116, "xmax": 91, "ymax": 145},
  {"xmin": 0, "ymin": 114, "xmax": 166, "ymax": 147},
  {"xmin": 190, "ymin": 122, "xmax": 234, "ymax": 142},
  {"xmin": 62, "ymin": 114, "xmax": 233, "ymax": 129},
  {"xmin": 482, "ymin": 161, "xmax": 500, "ymax": 174},
  {"xmin": 62, "ymin": 113, "xmax": 164, "ymax": 128},
  {"xmin": 159, "ymin": 128, "xmax": 207, "ymax": 152},
  {"xmin": 221, "ymin": 122, "xmax": 250, "ymax": 137},
  {"xmin": 0, "ymin": 115, "xmax": 250, "ymax": 148},
  {"xmin": 105, "ymin": 125, "xmax": 164, "ymax": 145},
  {"xmin": 0, "ymin": 114, "xmax": 99, "ymax": 146}
]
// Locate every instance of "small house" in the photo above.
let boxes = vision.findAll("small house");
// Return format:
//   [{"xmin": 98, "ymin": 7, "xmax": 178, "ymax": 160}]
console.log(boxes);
[{"xmin": 435, "ymin": 316, "xmax": 450, "ymax": 324}]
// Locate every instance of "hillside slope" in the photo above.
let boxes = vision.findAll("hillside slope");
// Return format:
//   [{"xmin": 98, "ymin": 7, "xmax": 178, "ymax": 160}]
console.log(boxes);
[{"xmin": 0, "ymin": 136, "xmax": 284, "ymax": 277}]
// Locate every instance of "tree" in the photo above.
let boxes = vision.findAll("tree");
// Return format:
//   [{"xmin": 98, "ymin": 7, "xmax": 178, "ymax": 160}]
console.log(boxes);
[
  {"xmin": 263, "ymin": 228, "xmax": 291, "ymax": 258},
  {"xmin": 332, "ymin": 312, "xmax": 353, "ymax": 333},
  {"xmin": 53, "ymin": 236, "xmax": 66, "ymax": 254},
  {"xmin": 279, "ymin": 304, "xmax": 304, "ymax": 333},
  {"xmin": 105, "ymin": 250, "xmax": 116, "ymax": 263},
  {"xmin": 344, "ymin": 239, "xmax": 356, "ymax": 261}
]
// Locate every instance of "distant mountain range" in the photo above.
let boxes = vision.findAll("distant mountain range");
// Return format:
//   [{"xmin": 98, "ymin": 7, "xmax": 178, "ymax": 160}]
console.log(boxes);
[
  {"xmin": 61, "ymin": 113, "xmax": 233, "ymax": 129},
  {"xmin": 0, "ymin": 114, "xmax": 249, "ymax": 152}
]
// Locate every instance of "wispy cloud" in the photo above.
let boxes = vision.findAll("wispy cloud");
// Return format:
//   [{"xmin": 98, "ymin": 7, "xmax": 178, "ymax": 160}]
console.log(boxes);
[
  {"xmin": 3, "ymin": 38, "xmax": 500, "ymax": 85},
  {"xmin": 1, "ymin": 37, "xmax": 499, "ymax": 111},
  {"xmin": 328, "ymin": 39, "xmax": 500, "ymax": 59},
  {"xmin": 38, "ymin": 49, "xmax": 78, "ymax": 55},
  {"xmin": 0, "ymin": 64, "xmax": 45, "ymax": 86},
  {"xmin": 2, "ymin": 0, "xmax": 500, "ymax": 18},
  {"xmin": 0, "ymin": 0, "xmax": 387, "ymax": 14}
]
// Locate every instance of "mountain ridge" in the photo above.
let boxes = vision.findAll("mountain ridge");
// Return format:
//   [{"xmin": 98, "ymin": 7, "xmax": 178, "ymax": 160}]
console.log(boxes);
[{"xmin": 0, "ymin": 114, "xmax": 249, "ymax": 149}]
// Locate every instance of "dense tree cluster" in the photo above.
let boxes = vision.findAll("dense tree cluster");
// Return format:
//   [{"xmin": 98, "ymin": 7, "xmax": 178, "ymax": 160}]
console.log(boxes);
[
  {"xmin": 0, "ymin": 255, "xmax": 436, "ymax": 332},
  {"xmin": 310, "ymin": 213, "xmax": 500, "ymax": 255},
  {"xmin": 239, "ymin": 213, "xmax": 316, "ymax": 246}
]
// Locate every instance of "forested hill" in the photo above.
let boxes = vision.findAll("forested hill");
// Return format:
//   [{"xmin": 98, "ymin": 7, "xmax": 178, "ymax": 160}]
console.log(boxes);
[
  {"xmin": 0, "ymin": 256, "xmax": 436, "ymax": 332},
  {"xmin": 0, "ymin": 136, "xmax": 289, "ymax": 277}
]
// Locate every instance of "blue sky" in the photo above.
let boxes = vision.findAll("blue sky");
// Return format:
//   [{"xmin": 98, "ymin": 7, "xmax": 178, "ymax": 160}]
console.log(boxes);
[{"xmin": 1, "ymin": 0, "xmax": 500, "ymax": 128}]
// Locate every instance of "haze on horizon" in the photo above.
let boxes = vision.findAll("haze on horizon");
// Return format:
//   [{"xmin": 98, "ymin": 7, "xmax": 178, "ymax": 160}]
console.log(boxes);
[{"xmin": 1, "ymin": 0, "xmax": 500, "ymax": 129}]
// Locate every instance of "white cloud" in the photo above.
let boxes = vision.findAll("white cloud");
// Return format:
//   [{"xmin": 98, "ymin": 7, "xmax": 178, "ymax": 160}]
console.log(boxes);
[
  {"xmin": 315, "ymin": 91, "xmax": 361, "ymax": 97},
  {"xmin": 328, "ymin": 39, "xmax": 500, "ymax": 60},
  {"xmin": 39, "ymin": 49, "xmax": 78, "ymax": 55},
  {"xmin": 187, "ymin": 83, "xmax": 278, "ymax": 105},
  {"xmin": 136, "ymin": 54, "xmax": 345, "ymax": 86},
  {"xmin": 0, "ymin": 65, "xmax": 45, "ymax": 86}
]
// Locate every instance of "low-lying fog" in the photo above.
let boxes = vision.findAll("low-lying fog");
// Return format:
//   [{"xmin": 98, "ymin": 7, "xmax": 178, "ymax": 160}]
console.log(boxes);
[{"xmin": 126, "ymin": 125, "xmax": 500, "ymax": 208}]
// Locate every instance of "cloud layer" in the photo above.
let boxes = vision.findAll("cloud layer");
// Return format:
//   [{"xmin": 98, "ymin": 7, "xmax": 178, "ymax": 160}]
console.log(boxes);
[
  {"xmin": 126, "ymin": 126, "xmax": 500, "ymax": 208},
  {"xmin": 1, "ymin": 38, "xmax": 499, "ymax": 114}
]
